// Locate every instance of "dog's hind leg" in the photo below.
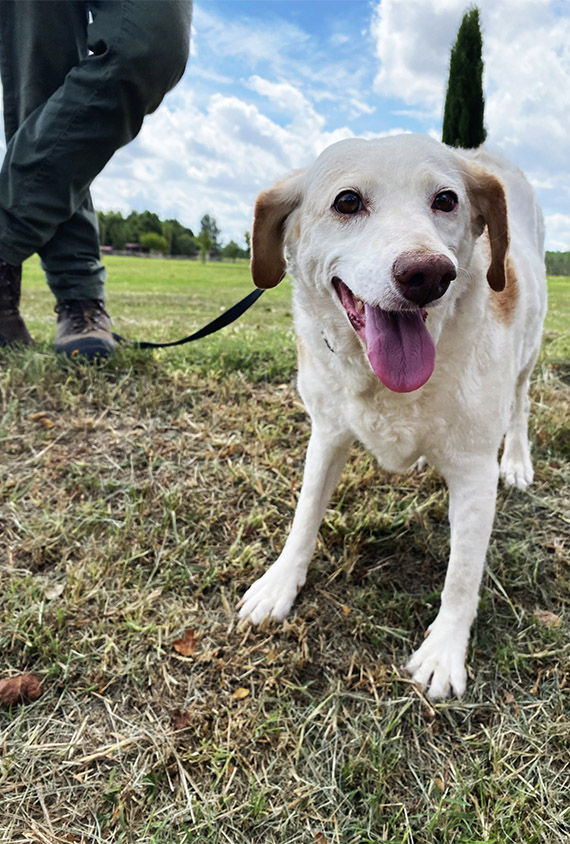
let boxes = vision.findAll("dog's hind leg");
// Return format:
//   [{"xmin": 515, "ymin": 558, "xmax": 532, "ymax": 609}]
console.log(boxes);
[
  {"xmin": 238, "ymin": 427, "xmax": 353, "ymax": 625},
  {"xmin": 499, "ymin": 347, "xmax": 540, "ymax": 490}
]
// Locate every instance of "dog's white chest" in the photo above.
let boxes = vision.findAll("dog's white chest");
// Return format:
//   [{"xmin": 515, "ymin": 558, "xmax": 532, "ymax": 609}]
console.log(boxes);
[
  {"xmin": 350, "ymin": 403, "xmax": 426, "ymax": 471},
  {"xmin": 299, "ymin": 347, "xmax": 440, "ymax": 473}
]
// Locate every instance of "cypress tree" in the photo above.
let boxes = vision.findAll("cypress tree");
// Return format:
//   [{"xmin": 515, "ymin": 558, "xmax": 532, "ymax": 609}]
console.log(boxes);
[{"xmin": 442, "ymin": 7, "xmax": 486, "ymax": 148}]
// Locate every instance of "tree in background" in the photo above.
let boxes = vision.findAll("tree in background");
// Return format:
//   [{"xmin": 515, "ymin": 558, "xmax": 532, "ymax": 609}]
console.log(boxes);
[
  {"xmin": 198, "ymin": 214, "xmax": 221, "ymax": 259},
  {"xmin": 135, "ymin": 210, "xmax": 162, "ymax": 235},
  {"xmin": 165, "ymin": 218, "xmax": 198, "ymax": 256},
  {"xmin": 162, "ymin": 220, "xmax": 175, "ymax": 254},
  {"xmin": 174, "ymin": 232, "xmax": 198, "ymax": 257},
  {"xmin": 97, "ymin": 210, "xmax": 197, "ymax": 255},
  {"xmin": 222, "ymin": 240, "xmax": 241, "ymax": 262},
  {"xmin": 98, "ymin": 210, "xmax": 128, "ymax": 250},
  {"xmin": 97, "ymin": 209, "xmax": 259, "ymax": 261},
  {"xmin": 196, "ymin": 228, "xmax": 212, "ymax": 263},
  {"xmin": 545, "ymin": 251, "xmax": 570, "ymax": 275},
  {"xmin": 442, "ymin": 7, "xmax": 486, "ymax": 148},
  {"xmin": 139, "ymin": 231, "xmax": 169, "ymax": 254}
]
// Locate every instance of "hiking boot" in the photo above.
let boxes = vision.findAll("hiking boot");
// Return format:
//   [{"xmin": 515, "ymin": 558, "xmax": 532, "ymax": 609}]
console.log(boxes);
[
  {"xmin": 0, "ymin": 260, "xmax": 34, "ymax": 346},
  {"xmin": 54, "ymin": 298, "xmax": 115, "ymax": 360}
]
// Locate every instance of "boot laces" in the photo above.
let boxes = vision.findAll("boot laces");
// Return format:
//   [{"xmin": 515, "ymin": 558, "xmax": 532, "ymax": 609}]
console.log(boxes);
[{"xmin": 56, "ymin": 299, "xmax": 110, "ymax": 334}]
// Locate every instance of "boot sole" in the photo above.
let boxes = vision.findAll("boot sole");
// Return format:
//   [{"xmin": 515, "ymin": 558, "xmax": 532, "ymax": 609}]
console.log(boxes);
[{"xmin": 54, "ymin": 337, "xmax": 115, "ymax": 361}]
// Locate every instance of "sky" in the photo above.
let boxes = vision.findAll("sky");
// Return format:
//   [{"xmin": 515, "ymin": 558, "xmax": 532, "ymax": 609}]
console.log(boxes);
[{"xmin": 2, "ymin": 0, "xmax": 570, "ymax": 251}]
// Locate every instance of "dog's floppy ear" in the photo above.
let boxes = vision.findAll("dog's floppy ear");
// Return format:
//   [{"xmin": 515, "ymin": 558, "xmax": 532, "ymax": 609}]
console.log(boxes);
[
  {"xmin": 251, "ymin": 169, "xmax": 305, "ymax": 288},
  {"xmin": 462, "ymin": 165, "xmax": 510, "ymax": 292}
]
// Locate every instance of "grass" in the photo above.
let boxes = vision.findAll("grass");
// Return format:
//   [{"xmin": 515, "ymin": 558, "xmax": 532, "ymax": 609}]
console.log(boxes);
[
  {"xmin": 20, "ymin": 255, "xmax": 297, "ymax": 382},
  {"xmin": 0, "ymin": 256, "xmax": 569, "ymax": 843}
]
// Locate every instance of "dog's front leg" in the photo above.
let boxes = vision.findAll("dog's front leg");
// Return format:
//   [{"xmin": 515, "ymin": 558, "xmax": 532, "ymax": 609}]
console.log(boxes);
[
  {"xmin": 238, "ymin": 426, "xmax": 353, "ymax": 625},
  {"xmin": 406, "ymin": 458, "xmax": 499, "ymax": 698}
]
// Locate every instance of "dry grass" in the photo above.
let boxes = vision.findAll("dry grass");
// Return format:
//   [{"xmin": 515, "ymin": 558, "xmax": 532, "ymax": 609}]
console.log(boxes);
[{"xmin": 0, "ymin": 262, "xmax": 569, "ymax": 843}]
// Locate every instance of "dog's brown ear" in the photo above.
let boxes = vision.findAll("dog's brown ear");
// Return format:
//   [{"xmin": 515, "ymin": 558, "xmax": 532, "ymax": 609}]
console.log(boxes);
[
  {"xmin": 251, "ymin": 170, "xmax": 305, "ymax": 288},
  {"xmin": 463, "ymin": 166, "xmax": 510, "ymax": 292}
]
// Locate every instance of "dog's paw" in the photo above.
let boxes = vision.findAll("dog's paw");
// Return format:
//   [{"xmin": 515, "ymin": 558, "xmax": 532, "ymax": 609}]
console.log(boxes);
[
  {"xmin": 237, "ymin": 564, "xmax": 304, "ymax": 626},
  {"xmin": 405, "ymin": 622, "xmax": 468, "ymax": 699},
  {"xmin": 500, "ymin": 440, "xmax": 533, "ymax": 490},
  {"xmin": 412, "ymin": 456, "xmax": 427, "ymax": 473}
]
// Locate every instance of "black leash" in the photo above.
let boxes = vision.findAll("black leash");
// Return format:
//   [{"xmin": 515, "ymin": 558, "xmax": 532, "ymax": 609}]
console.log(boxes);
[{"xmin": 112, "ymin": 287, "xmax": 264, "ymax": 349}]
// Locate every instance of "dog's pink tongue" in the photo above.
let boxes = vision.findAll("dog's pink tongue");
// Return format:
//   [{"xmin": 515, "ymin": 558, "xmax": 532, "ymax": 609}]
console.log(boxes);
[{"xmin": 364, "ymin": 305, "xmax": 435, "ymax": 392}]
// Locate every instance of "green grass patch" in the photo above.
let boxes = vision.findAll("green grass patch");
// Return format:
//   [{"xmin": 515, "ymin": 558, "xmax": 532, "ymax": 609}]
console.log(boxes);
[
  {"xmin": 21, "ymin": 255, "xmax": 297, "ymax": 382},
  {"xmin": 0, "ymin": 256, "xmax": 568, "ymax": 842}
]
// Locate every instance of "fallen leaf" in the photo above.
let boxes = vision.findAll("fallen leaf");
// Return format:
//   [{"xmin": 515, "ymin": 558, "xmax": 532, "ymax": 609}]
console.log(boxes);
[
  {"xmin": 43, "ymin": 581, "xmax": 66, "ymax": 601},
  {"xmin": 504, "ymin": 692, "xmax": 516, "ymax": 704},
  {"xmin": 171, "ymin": 709, "xmax": 191, "ymax": 730},
  {"xmin": 530, "ymin": 669, "xmax": 543, "ymax": 695},
  {"xmin": 341, "ymin": 605, "xmax": 352, "ymax": 616},
  {"xmin": 172, "ymin": 629, "xmax": 199, "ymax": 657},
  {"xmin": 314, "ymin": 834, "xmax": 328, "ymax": 844},
  {"xmin": 28, "ymin": 412, "xmax": 55, "ymax": 429},
  {"xmin": 0, "ymin": 674, "xmax": 43, "ymax": 707},
  {"xmin": 232, "ymin": 687, "xmax": 250, "ymax": 700},
  {"xmin": 533, "ymin": 609, "xmax": 561, "ymax": 629},
  {"xmin": 110, "ymin": 800, "xmax": 121, "ymax": 826}
]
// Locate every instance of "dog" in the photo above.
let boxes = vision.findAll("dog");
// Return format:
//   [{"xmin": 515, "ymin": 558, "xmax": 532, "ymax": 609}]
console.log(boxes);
[{"xmin": 238, "ymin": 134, "xmax": 547, "ymax": 698}]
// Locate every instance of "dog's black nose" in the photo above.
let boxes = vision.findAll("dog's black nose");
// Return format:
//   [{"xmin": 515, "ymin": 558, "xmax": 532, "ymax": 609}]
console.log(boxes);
[{"xmin": 393, "ymin": 252, "xmax": 456, "ymax": 307}]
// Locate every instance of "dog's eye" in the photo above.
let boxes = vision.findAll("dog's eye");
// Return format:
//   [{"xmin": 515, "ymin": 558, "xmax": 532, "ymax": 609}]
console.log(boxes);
[
  {"xmin": 333, "ymin": 191, "xmax": 363, "ymax": 215},
  {"xmin": 432, "ymin": 191, "xmax": 458, "ymax": 212}
]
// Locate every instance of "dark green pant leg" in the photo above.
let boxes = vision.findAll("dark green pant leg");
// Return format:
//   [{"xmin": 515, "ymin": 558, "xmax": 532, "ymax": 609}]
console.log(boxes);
[
  {"xmin": 0, "ymin": 0, "xmax": 192, "ymax": 300},
  {"xmin": 0, "ymin": 0, "xmax": 106, "ymax": 299},
  {"xmin": 40, "ymin": 194, "xmax": 107, "ymax": 302},
  {"xmin": 0, "ymin": 0, "xmax": 88, "ymax": 142}
]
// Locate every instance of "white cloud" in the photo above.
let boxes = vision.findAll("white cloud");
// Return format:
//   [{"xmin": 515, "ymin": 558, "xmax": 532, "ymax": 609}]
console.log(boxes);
[
  {"xmin": 371, "ymin": 0, "xmax": 570, "ymax": 153},
  {"xmin": 247, "ymin": 76, "xmax": 326, "ymax": 137},
  {"xmin": 544, "ymin": 214, "xmax": 570, "ymax": 251},
  {"xmin": 372, "ymin": 0, "xmax": 463, "ymax": 112},
  {"xmin": 370, "ymin": 0, "xmax": 570, "ymax": 249},
  {"xmin": 249, "ymin": 76, "xmax": 312, "ymax": 116},
  {"xmin": 1, "ymin": 0, "xmax": 568, "ymax": 252},
  {"xmin": 191, "ymin": 5, "xmax": 311, "ymax": 77},
  {"xmin": 91, "ymin": 82, "xmax": 354, "ymax": 246},
  {"xmin": 484, "ymin": 2, "xmax": 570, "ymax": 169}
]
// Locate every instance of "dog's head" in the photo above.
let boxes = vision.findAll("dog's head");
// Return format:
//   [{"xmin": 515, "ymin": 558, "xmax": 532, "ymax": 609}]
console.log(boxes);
[{"xmin": 251, "ymin": 134, "xmax": 509, "ymax": 393}]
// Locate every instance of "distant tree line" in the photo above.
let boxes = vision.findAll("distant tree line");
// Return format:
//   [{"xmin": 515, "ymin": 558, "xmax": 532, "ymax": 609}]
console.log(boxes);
[
  {"xmin": 96, "ymin": 210, "xmax": 569, "ymax": 274},
  {"xmin": 545, "ymin": 252, "xmax": 570, "ymax": 276},
  {"xmin": 96, "ymin": 209, "xmax": 250, "ymax": 261}
]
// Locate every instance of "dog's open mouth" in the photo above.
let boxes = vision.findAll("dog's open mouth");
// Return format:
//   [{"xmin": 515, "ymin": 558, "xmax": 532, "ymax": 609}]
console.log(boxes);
[{"xmin": 332, "ymin": 277, "xmax": 436, "ymax": 393}]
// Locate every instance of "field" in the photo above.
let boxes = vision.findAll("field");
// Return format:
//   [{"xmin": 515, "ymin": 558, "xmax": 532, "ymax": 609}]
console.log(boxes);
[{"xmin": 1, "ymin": 256, "xmax": 569, "ymax": 843}]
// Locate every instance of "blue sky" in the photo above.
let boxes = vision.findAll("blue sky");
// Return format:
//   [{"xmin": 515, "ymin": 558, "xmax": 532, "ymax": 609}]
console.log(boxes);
[
  {"xmin": 189, "ymin": 1, "xmax": 385, "ymax": 134},
  {"xmin": 2, "ymin": 0, "xmax": 569, "ymax": 251}
]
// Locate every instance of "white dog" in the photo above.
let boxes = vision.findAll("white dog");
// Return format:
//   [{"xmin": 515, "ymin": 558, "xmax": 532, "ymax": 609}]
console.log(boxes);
[{"xmin": 238, "ymin": 134, "xmax": 547, "ymax": 699}]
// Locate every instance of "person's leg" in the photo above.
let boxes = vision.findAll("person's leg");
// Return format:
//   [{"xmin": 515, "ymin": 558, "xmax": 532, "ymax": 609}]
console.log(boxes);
[
  {"xmin": 44, "ymin": 0, "xmax": 193, "ymax": 313},
  {"xmin": 0, "ymin": 0, "xmax": 89, "ymax": 344},
  {"xmin": 0, "ymin": 0, "xmax": 191, "ymax": 266},
  {"xmin": 0, "ymin": 1, "xmax": 88, "ymax": 144},
  {"xmin": 0, "ymin": 259, "xmax": 32, "ymax": 344},
  {"xmin": 0, "ymin": 0, "xmax": 192, "ymax": 353}
]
